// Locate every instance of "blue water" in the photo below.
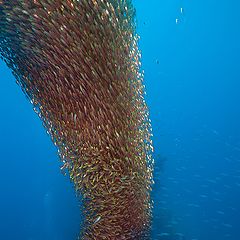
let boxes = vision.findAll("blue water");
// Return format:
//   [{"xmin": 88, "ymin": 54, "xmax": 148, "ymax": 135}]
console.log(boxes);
[{"xmin": 1, "ymin": 1, "xmax": 240, "ymax": 239}]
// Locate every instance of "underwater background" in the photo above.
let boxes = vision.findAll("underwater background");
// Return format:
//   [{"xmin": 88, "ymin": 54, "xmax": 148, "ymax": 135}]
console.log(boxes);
[{"xmin": 0, "ymin": 0, "xmax": 240, "ymax": 240}]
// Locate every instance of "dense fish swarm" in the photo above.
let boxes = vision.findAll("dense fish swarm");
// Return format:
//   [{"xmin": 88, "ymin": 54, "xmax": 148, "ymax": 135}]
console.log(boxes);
[{"xmin": 0, "ymin": 0, "xmax": 154, "ymax": 239}]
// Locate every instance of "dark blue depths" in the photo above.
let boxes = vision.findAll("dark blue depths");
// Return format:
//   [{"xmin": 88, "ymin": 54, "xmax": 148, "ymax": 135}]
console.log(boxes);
[{"xmin": 0, "ymin": 1, "xmax": 240, "ymax": 239}]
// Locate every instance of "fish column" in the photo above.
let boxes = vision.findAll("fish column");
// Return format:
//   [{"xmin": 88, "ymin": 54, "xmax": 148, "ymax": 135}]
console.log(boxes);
[{"xmin": 0, "ymin": 0, "xmax": 154, "ymax": 239}]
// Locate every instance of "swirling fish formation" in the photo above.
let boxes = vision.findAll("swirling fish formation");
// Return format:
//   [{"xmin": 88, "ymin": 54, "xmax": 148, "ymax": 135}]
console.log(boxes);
[{"xmin": 0, "ymin": 0, "xmax": 154, "ymax": 239}]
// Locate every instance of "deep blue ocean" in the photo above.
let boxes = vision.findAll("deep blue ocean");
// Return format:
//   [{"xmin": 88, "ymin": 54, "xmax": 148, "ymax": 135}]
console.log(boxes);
[{"xmin": 0, "ymin": 1, "xmax": 240, "ymax": 239}]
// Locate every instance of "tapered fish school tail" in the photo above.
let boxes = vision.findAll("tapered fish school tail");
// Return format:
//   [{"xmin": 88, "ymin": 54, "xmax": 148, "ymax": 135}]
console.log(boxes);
[{"xmin": 0, "ymin": 0, "xmax": 154, "ymax": 239}]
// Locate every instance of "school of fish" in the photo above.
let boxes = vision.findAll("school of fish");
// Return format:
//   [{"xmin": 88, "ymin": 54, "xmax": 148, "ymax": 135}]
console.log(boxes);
[{"xmin": 0, "ymin": 0, "xmax": 154, "ymax": 239}]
